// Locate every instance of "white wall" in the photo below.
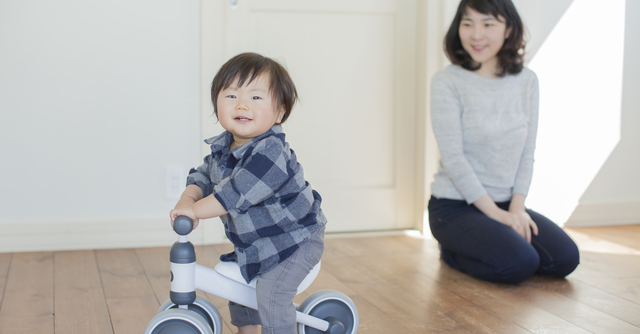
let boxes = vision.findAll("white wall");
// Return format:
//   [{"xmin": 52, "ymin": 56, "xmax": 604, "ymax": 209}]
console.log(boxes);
[
  {"xmin": 2, "ymin": 0, "xmax": 636, "ymax": 252},
  {"xmin": 0, "ymin": 0, "xmax": 203, "ymax": 251},
  {"xmin": 565, "ymin": 0, "xmax": 640, "ymax": 226},
  {"xmin": 512, "ymin": 0, "xmax": 573, "ymax": 60},
  {"xmin": 514, "ymin": 0, "xmax": 640, "ymax": 226}
]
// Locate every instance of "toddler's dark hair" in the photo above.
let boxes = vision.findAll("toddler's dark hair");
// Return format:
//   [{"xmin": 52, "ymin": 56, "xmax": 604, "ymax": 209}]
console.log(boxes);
[
  {"xmin": 210, "ymin": 52, "xmax": 298, "ymax": 124},
  {"xmin": 444, "ymin": 0, "xmax": 525, "ymax": 77}
]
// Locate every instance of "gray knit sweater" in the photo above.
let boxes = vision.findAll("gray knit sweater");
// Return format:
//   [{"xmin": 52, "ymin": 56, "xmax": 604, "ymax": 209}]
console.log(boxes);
[{"xmin": 430, "ymin": 65, "xmax": 539, "ymax": 204}]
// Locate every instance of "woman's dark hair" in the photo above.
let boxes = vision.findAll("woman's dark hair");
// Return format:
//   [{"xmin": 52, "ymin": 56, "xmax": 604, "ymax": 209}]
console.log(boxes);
[
  {"xmin": 210, "ymin": 52, "xmax": 298, "ymax": 124},
  {"xmin": 444, "ymin": 0, "xmax": 525, "ymax": 77}
]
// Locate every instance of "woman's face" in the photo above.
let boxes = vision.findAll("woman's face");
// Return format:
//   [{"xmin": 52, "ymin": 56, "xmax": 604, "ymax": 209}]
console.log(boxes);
[{"xmin": 458, "ymin": 7, "xmax": 509, "ymax": 75}]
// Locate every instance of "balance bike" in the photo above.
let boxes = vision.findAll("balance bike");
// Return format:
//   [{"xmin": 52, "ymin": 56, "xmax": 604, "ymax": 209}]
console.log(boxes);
[{"xmin": 144, "ymin": 216, "xmax": 359, "ymax": 334}]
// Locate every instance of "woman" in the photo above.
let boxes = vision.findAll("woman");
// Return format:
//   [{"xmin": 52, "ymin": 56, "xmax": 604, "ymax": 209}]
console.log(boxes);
[{"xmin": 428, "ymin": 0, "xmax": 579, "ymax": 284}]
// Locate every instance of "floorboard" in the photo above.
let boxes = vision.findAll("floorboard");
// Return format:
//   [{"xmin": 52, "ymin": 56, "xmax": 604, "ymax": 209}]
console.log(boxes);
[
  {"xmin": 534, "ymin": 273, "xmax": 640, "ymax": 326},
  {"xmin": 569, "ymin": 225, "xmax": 640, "ymax": 250},
  {"xmin": 0, "ymin": 252, "xmax": 54, "ymax": 334},
  {"xmin": 508, "ymin": 278, "xmax": 640, "ymax": 334},
  {"xmin": 135, "ymin": 247, "xmax": 171, "ymax": 305},
  {"xmin": 95, "ymin": 249, "xmax": 158, "ymax": 334},
  {"xmin": 428, "ymin": 264, "xmax": 590, "ymax": 334},
  {"xmin": 54, "ymin": 250, "xmax": 113, "ymax": 334},
  {"xmin": 0, "ymin": 254, "xmax": 11, "ymax": 307},
  {"xmin": 0, "ymin": 225, "xmax": 638, "ymax": 333}
]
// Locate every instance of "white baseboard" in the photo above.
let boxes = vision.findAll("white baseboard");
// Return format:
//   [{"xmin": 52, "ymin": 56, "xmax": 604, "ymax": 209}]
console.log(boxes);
[
  {"xmin": 0, "ymin": 219, "xmax": 430, "ymax": 253},
  {"xmin": 0, "ymin": 217, "xmax": 228, "ymax": 253},
  {"xmin": 564, "ymin": 200, "xmax": 640, "ymax": 227}
]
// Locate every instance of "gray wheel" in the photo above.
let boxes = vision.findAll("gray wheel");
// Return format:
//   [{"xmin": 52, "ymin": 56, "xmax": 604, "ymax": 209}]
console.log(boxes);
[
  {"xmin": 145, "ymin": 308, "xmax": 213, "ymax": 334},
  {"xmin": 157, "ymin": 296, "xmax": 223, "ymax": 334},
  {"xmin": 297, "ymin": 290, "xmax": 359, "ymax": 334}
]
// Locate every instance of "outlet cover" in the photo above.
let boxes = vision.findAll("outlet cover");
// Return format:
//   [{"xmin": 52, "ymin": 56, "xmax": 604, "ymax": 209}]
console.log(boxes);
[{"xmin": 166, "ymin": 166, "xmax": 186, "ymax": 200}]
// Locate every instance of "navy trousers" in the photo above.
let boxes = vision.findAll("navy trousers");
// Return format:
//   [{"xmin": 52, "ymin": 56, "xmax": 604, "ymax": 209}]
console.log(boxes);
[{"xmin": 428, "ymin": 196, "xmax": 580, "ymax": 284}]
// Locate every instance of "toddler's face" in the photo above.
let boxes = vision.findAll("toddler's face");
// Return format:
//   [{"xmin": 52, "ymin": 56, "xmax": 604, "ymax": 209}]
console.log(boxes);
[{"xmin": 217, "ymin": 74, "xmax": 283, "ymax": 149}]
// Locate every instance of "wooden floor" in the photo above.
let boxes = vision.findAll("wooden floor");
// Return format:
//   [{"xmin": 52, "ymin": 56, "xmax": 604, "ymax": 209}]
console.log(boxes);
[{"xmin": 0, "ymin": 225, "xmax": 639, "ymax": 334}]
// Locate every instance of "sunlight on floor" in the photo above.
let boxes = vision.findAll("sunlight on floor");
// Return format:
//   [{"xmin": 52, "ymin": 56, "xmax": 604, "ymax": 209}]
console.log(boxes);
[
  {"xmin": 404, "ymin": 228, "xmax": 431, "ymax": 239},
  {"xmin": 421, "ymin": 209, "xmax": 433, "ymax": 240},
  {"xmin": 565, "ymin": 229, "xmax": 640, "ymax": 256},
  {"xmin": 527, "ymin": 0, "xmax": 626, "ymax": 226}
]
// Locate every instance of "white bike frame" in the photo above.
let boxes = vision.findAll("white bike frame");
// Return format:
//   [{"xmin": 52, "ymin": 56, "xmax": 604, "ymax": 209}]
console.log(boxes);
[
  {"xmin": 195, "ymin": 265, "xmax": 329, "ymax": 331},
  {"xmin": 170, "ymin": 234, "xmax": 329, "ymax": 332}
]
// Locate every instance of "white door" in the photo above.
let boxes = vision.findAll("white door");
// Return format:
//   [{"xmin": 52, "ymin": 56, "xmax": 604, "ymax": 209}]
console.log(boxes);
[{"xmin": 217, "ymin": 0, "xmax": 419, "ymax": 232}]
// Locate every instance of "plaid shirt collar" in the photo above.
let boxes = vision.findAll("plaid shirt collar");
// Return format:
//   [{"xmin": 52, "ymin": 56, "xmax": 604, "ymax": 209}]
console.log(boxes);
[{"xmin": 205, "ymin": 124, "xmax": 284, "ymax": 160}]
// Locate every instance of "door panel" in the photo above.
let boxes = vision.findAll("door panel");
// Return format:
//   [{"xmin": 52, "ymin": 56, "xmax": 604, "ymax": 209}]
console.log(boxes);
[
  {"xmin": 252, "ymin": 12, "xmax": 395, "ymax": 187},
  {"xmin": 221, "ymin": 0, "xmax": 417, "ymax": 232}
]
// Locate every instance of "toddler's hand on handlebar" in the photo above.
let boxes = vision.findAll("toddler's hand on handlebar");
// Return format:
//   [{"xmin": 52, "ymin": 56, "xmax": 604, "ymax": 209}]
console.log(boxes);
[{"xmin": 170, "ymin": 207, "xmax": 200, "ymax": 231}]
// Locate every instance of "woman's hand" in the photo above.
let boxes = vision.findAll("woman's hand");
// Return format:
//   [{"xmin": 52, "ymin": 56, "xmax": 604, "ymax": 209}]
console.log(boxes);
[
  {"xmin": 496, "ymin": 210, "xmax": 538, "ymax": 243},
  {"xmin": 169, "ymin": 206, "xmax": 200, "ymax": 230},
  {"xmin": 473, "ymin": 194, "xmax": 538, "ymax": 243}
]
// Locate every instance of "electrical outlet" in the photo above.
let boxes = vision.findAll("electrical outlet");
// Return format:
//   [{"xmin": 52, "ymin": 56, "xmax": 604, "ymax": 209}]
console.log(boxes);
[{"xmin": 166, "ymin": 166, "xmax": 186, "ymax": 200}]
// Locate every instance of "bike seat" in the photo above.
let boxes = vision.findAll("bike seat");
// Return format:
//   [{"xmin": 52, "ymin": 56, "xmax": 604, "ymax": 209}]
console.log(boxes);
[{"xmin": 214, "ymin": 260, "xmax": 321, "ymax": 295}]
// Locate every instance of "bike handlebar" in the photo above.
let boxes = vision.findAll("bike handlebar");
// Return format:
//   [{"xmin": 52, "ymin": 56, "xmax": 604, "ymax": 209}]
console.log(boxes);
[{"xmin": 173, "ymin": 216, "xmax": 194, "ymax": 236}]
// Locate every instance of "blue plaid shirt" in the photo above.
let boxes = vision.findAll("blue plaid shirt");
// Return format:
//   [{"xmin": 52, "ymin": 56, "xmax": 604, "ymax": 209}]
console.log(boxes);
[{"xmin": 186, "ymin": 125, "xmax": 326, "ymax": 283}]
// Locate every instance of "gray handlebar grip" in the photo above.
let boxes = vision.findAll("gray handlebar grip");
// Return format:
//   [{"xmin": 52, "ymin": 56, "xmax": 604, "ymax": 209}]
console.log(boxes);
[{"xmin": 173, "ymin": 216, "xmax": 194, "ymax": 235}]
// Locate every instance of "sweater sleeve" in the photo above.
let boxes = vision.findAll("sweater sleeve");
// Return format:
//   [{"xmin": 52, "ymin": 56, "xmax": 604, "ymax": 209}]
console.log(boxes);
[
  {"xmin": 430, "ymin": 72, "xmax": 487, "ymax": 203},
  {"xmin": 512, "ymin": 73, "xmax": 539, "ymax": 196}
]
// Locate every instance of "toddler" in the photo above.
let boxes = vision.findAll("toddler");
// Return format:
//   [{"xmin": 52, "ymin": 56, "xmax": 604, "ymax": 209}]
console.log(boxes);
[{"xmin": 170, "ymin": 52, "xmax": 326, "ymax": 334}]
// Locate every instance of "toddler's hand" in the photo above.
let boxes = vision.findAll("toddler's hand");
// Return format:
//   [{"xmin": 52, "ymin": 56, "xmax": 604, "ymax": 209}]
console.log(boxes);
[{"xmin": 169, "ymin": 207, "xmax": 200, "ymax": 231}]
